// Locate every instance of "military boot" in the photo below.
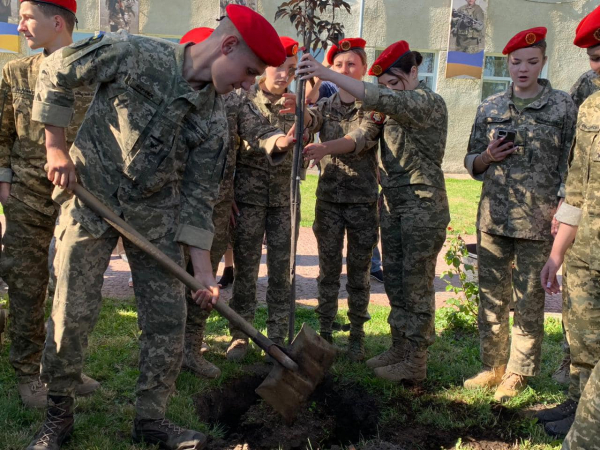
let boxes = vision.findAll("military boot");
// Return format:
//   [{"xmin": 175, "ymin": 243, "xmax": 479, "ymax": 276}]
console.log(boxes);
[
  {"xmin": 132, "ymin": 417, "xmax": 207, "ymax": 449},
  {"xmin": 544, "ymin": 414, "xmax": 575, "ymax": 438},
  {"xmin": 26, "ymin": 396, "xmax": 74, "ymax": 450},
  {"xmin": 494, "ymin": 372, "xmax": 528, "ymax": 402},
  {"xmin": 75, "ymin": 374, "xmax": 101, "ymax": 396},
  {"xmin": 183, "ymin": 327, "xmax": 221, "ymax": 379},
  {"xmin": 320, "ymin": 331, "xmax": 333, "ymax": 344},
  {"xmin": 226, "ymin": 334, "xmax": 249, "ymax": 362},
  {"xmin": 347, "ymin": 328, "xmax": 365, "ymax": 362},
  {"xmin": 373, "ymin": 342, "xmax": 427, "ymax": 383},
  {"xmin": 18, "ymin": 377, "xmax": 49, "ymax": 409},
  {"xmin": 552, "ymin": 354, "xmax": 571, "ymax": 385},
  {"xmin": 366, "ymin": 327, "xmax": 407, "ymax": 369},
  {"xmin": 463, "ymin": 364, "xmax": 506, "ymax": 389},
  {"xmin": 536, "ymin": 399, "xmax": 578, "ymax": 424}
]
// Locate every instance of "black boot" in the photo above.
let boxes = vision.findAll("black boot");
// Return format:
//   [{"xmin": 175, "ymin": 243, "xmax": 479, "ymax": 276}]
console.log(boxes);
[
  {"xmin": 536, "ymin": 399, "xmax": 578, "ymax": 424},
  {"xmin": 132, "ymin": 417, "xmax": 207, "ymax": 449},
  {"xmin": 544, "ymin": 413, "xmax": 576, "ymax": 438},
  {"xmin": 26, "ymin": 396, "xmax": 74, "ymax": 450},
  {"xmin": 217, "ymin": 266, "xmax": 234, "ymax": 288}
]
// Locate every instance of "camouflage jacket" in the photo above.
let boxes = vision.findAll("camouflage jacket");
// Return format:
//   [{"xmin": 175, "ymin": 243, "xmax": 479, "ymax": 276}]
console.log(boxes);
[
  {"xmin": 555, "ymin": 92, "xmax": 600, "ymax": 270},
  {"xmin": 234, "ymin": 81, "xmax": 295, "ymax": 207},
  {"xmin": 570, "ymin": 70, "xmax": 600, "ymax": 109},
  {"xmin": 309, "ymin": 92, "xmax": 380, "ymax": 204},
  {"xmin": 465, "ymin": 79, "xmax": 577, "ymax": 241},
  {"xmin": 0, "ymin": 53, "xmax": 93, "ymax": 215},
  {"xmin": 32, "ymin": 31, "xmax": 228, "ymax": 250}
]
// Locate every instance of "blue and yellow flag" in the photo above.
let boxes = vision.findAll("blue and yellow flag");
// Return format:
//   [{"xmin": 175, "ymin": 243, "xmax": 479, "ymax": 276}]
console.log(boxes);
[
  {"xmin": 446, "ymin": 50, "xmax": 485, "ymax": 79},
  {"xmin": 0, "ymin": 22, "xmax": 19, "ymax": 53}
]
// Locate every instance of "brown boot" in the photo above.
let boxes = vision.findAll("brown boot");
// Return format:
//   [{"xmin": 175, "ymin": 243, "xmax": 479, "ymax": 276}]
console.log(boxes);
[
  {"xmin": 226, "ymin": 336, "xmax": 249, "ymax": 362},
  {"xmin": 366, "ymin": 327, "xmax": 407, "ymax": 369},
  {"xmin": 494, "ymin": 372, "xmax": 528, "ymax": 402},
  {"xmin": 347, "ymin": 329, "xmax": 365, "ymax": 362},
  {"xmin": 373, "ymin": 343, "xmax": 427, "ymax": 382},
  {"xmin": 26, "ymin": 396, "xmax": 74, "ymax": 450},
  {"xmin": 552, "ymin": 354, "xmax": 571, "ymax": 385},
  {"xmin": 18, "ymin": 377, "xmax": 48, "ymax": 409},
  {"xmin": 183, "ymin": 326, "xmax": 221, "ymax": 379},
  {"xmin": 463, "ymin": 364, "xmax": 507, "ymax": 389},
  {"xmin": 75, "ymin": 374, "xmax": 101, "ymax": 396}
]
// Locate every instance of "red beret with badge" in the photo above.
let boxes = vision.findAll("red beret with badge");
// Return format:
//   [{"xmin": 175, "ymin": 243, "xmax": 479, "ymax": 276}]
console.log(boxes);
[
  {"xmin": 226, "ymin": 4, "xmax": 286, "ymax": 67},
  {"xmin": 20, "ymin": 0, "xmax": 77, "ymax": 14},
  {"xmin": 180, "ymin": 27, "xmax": 214, "ymax": 45},
  {"xmin": 280, "ymin": 36, "xmax": 299, "ymax": 58},
  {"xmin": 502, "ymin": 27, "xmax": 547, "ymax": 55},
  {"xmin": 574, "ymin": 5, "xmax": 600, "ymax": 48},
  {"xmin": 368, "ymin": 40, "xmax": 410, "ymax": 77},
  {"xmin": 326, "ymin": 37, "xmax": 366, "ymax": 65}
]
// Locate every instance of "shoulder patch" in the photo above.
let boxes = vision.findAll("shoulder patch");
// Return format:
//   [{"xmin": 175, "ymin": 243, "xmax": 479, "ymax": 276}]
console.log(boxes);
[{"xmin": 369, "ymin": 111, "xmax": 386, "ymax": 124}]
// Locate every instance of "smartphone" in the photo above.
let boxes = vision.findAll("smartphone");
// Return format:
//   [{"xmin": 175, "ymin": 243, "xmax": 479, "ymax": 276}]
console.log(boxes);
[{"xmin": 494, "ymin": 129, "xmax": 516, "ymax": 144}]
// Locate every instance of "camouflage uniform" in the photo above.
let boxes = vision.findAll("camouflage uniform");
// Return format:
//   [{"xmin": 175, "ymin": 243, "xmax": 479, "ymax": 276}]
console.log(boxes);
[
  {"xmin": 0, "ymin": 54, "xmax": 93, "ymax": 383},
  {"xmin": 452, "ymin": 2, "xmax": 485, "ymax": 54},
  {"xmin": 33, "ymin": 31, "xmax": 228, "ymax": 419},
  {"xmin": 308, "ymin": 92, "xmax": 381, "ymax": 336},
  {"xmin": 465, "ymin": 80, "xmax": 577, "ymax": 376},
  {"xmin": 231, "ymin": 81, "xmax": 295, "ymax": 343},
  {"xmin": 562, "ymin": 358, "xmax": 600, "ymax": 450},
  {"xmin": 555, "ymin": 90, "xmax": 600, "ymax": 403},
  {"xmin": 351, "ymin": 81, "xmax": 450, "ymax": 351}
]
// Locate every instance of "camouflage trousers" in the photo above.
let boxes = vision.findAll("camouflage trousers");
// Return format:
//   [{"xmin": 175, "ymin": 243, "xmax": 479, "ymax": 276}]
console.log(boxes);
[
  {"xmin": 381, "ymin": 186, "xmax": 448, "ymax": 350},
  {"xmin": 231, "ymin": 202, "xmax": 291, "ymax": 342},
  {"xmin": 313, "ymin": 200, "xmax": 377, "ymax": 333},
  {"xmin": 42, "ymin": 219, "xmax": 186, "ymax": 419},
  {"xmin": 0, "ymin": 195, "xmax": 56, "ymax": 382},
  {"xmin": 564, "ymin": 254, "xmax": 600, "ymax": 402},
  {"xmin": 562, "ymin": 357, "xmax": 600, "ymax": 450},
  {"xmin": 477, "ymin": 231, "xmax": 552, "ymax": 376}
]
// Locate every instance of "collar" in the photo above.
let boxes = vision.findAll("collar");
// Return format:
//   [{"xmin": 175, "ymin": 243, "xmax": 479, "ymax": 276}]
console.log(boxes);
[{"xmin": 505, "ymin": 78, "xmax": 553, "ymax": 110}]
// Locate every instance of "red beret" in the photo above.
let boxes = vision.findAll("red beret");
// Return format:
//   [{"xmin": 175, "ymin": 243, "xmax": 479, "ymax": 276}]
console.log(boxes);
[
  {"xmin": 226, "ymin": 4, "xmax": 286, "ymax": 67},
  {"xmin": 574, "ymin": 6, "xmax": 600, "ymax": 48},
  {"xmin": 502, "ymin": 27, "xmax": 547, "ymax": 55},
  {"xmin": 368, "ymin": 40, "xmax": 410, "ymax": 77},
  {"xmin": 326, "ymin": 38, "xmax": 366, "ymax": 65},
  {"xmin": 280, "ymin": 36, "xmax": 299, "ymax": 58},
  {"xmin": 20, "ymin": 0, "xmax": 76, "ymax": 14},
  {"xmin": 180, "ymin": 27, "xmax": 214, "ymax": 45}
]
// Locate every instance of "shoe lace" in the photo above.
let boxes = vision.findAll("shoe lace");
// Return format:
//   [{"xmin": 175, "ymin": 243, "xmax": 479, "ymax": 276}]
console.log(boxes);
[
  {"xmin": 36, "ymin": 404, "xmax": 67, "ymax": 445},
  {"xmin": 155, "ymin": 418, "xmax": 184, "ymax": 435}
]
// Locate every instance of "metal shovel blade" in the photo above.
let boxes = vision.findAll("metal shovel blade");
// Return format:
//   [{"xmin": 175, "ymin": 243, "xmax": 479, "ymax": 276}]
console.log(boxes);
[{"xmin": 255, "ymin": 323, "xmax": 336, "ymax": 423}]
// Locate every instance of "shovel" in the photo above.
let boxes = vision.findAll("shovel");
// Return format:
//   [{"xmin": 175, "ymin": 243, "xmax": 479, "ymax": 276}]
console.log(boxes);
[{"xmin": 70, "ymin": 183, "xmax": 336, "ymax": 422}]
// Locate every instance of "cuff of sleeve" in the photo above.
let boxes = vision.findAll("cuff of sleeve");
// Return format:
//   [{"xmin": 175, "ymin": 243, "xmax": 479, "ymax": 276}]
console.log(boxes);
[
  {"xmin": 554, "ymin": 202, "xmax": 582, "ymax": 226},
  {"xmin": 557, "ymin": 183, "xmax": 566, "ymax": 198},
  {"xmin": 464, "ymin": 153, "xmax": 486, "ymax": 181},
  {"xmin": 264, "ymin": 133, "xmax": 288, "ymax": 166},
  {"xmin": 175, "ymin": 224, "xmax": 214, "ymax": 250},
  {"xmin": 362, "ymin": 82, "xmax": 380, "ymax": 111},
  {"xmin": 32, "ymin": 101, "xmax": 74, "ymax": 127},
  {"xmin": 0, "ymin": 167, "xmax": 12, "ymax": 183},
  {"xmin": 346, "ymin": 130, "xmax": 364, "ymax": 154}
]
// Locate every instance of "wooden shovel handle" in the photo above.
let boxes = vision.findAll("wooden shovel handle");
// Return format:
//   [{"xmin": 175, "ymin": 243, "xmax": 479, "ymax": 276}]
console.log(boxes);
[{"xmin": 71, "ymin": 184, "xmax": 298, "ymax": 372}]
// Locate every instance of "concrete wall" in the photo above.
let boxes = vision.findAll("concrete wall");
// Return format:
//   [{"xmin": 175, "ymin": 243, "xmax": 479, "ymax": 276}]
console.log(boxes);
[{"xmin": 3, "ymin": 0, "xmax": 597, "ymax": 172}]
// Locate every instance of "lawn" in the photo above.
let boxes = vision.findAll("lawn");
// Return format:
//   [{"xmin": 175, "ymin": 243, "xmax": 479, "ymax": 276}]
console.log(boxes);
[
  {"xmin": 300, "ymin": 175, "xmax": 481, "ymax": 235},
  {"xmin": 0, "ymin": 298, "xmax": 566, "ymax": 450}
]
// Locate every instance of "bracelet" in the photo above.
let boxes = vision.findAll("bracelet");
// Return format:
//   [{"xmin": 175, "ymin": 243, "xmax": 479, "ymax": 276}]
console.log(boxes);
[
  {"xmin": 480, "ymin": 152, "xmax": 491, "ymax": 166},
  {"xmin": 486, "ymin": 148, "xmax": 497, "ymax": 162}
]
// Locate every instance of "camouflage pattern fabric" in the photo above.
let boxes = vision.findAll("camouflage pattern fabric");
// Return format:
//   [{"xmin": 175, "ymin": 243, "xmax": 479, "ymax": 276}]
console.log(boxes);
[
  {"xmin": 465, "ymin": 80, "xmax": 577, "ymax": 241},
  {"xmin": 33, "ymin": 32, "xmax": 229, "ymax": 418},
  {"xmin": 381, "ymin": 186, "xmax": 447, "ymax": 350},
  {"xmin": 313, "ymin": 199, "xmax": 378, "ymax": 333},
  {"xmin": 477, "ymin": 230, "xmax": 552, "ymax": 376},
  {"xmin": 562, "ymin": 357, "xmax": 600, "ymax": 450},
  {"xmin": 0, "ymin": 53, "xmax": 92, "ymax": 381},
  {"xmin": 570, "ymin": 70, "xmax": 600, "ymax": 110}
]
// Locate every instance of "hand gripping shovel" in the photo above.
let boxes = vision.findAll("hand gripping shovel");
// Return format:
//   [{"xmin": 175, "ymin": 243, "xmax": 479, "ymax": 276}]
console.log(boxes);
[{"xmin": 71, "ymin": 184, "xmax": 336, "ymax": 423}]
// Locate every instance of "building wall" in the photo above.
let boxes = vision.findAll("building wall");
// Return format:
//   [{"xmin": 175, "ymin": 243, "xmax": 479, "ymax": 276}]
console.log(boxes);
[{"xmin": 2, "ymin": 0, "xmax": 597, "ymax": 173}]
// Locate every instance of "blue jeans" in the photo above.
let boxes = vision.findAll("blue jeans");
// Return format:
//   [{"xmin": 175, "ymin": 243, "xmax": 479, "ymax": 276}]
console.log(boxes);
[{"xmin": 371, "ymin": 246, "xmax": 382, "ymax": 273}]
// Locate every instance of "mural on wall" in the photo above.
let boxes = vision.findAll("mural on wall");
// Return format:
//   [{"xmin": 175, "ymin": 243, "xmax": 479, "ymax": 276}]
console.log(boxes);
[
  {"xmin": 219, "ymin": 0, "xmax": 257, "ymax": 16},
  {"xmin": 446, "ymin": 0, "xmax": 488, "ymax": 79},
  {"xmin": 100, "ymin": 0, "xmax": 139, "ymax": 34}
]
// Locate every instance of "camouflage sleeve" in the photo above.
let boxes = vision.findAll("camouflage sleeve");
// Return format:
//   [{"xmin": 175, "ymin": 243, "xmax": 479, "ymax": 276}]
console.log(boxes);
[
  {"xmin": 569, "ymin": 74, "xmax": 587, "ymax": 109},
  {"xmin": 0, "ymin": 64, "xmax": 16, "ymax": 183},
  {"xmin": 362, "ymin": 81, "xmax": 435, "ymax": 130},
  {"xmin": 557, "ymin": 96, "xmax": 578, "ymax": 198},
  {"xmin": 32, "ymin": 34, "xmax": 128, "ymax": 127},
  {"xmin": 464, "ymin": 104, "xmax": 488, "ymax": 181},
  {"xmin": 307, "ymin": 97, "xmax": 327, "ymax": 134},
  {"xmin": 473, "ymin": 7, "xmax": 485, "ymax": 30},
  {"xmin": 346, "ymin": 112, "xmax": 384, "ymax": 154}
]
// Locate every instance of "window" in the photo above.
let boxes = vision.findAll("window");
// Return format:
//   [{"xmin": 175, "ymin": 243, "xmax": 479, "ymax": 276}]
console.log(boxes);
[
  {"xmin": 481, "ymin": 54, "xmax": 549, "ymax": 101},
  {"xmin": 373, "ymin": 50, "xmax": 438, "ymax": 91}
]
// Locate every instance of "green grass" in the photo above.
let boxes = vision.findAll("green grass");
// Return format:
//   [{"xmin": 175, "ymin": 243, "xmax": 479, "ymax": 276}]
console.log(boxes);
[
  {"xmin": 300, "ymin": 175, "xmax": 481, "ymax": 235},
  {"xmin": 0, "ymin": 297, "xmax": 566, "ymax": 450}
]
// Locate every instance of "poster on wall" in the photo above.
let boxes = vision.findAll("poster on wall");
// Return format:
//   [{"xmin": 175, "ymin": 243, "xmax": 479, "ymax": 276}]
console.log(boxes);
[
  {"xmin": 446, "ymin": 0, "xmax": 488, "ymax": 79},
  {"xmin": 219, "ymin": 0, "xmax": 257, "ymax": 17},
  {"xmin": 100, "ymin": 0, "xmax": 140, "ymax": 34},
  {"xmin": 0, "ymin": 0, "xmax": 19, "ymax": 23},
  {"xmin": 0, "ymin": 21, "xmax": 19, "ymax": 53}
]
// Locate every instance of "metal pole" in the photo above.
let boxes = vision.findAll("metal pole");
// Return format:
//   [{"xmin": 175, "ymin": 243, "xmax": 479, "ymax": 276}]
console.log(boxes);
[{"xmin": 357, "ymin": 0, "xmax": 365, "ymax": 38}]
